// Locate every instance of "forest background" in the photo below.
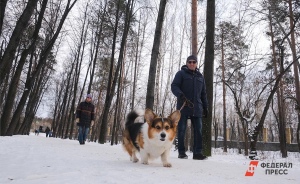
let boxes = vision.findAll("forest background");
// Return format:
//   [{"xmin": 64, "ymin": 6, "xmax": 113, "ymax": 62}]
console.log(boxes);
[{"xmin": 0, "ymin": 0, "xmax": 299, "ymax": 159}]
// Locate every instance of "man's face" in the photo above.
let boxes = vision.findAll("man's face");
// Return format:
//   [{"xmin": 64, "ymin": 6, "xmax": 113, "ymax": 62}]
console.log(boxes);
[{"xmin": 186, "ymin": 60, "xmax": 197, "ymax": 71}]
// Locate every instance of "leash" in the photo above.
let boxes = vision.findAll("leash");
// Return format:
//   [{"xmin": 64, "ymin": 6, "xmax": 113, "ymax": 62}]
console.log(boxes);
[
  {"xmin": 179, "ymin": 101, "xmax": 186, "ymax": 111},
  {"xmin": 179, "ymin": 99, "xmax": 194, "ymax": 111},
  {"xmin": 159, "ymin": 114, "xmax": 164, "ymax": 122}
]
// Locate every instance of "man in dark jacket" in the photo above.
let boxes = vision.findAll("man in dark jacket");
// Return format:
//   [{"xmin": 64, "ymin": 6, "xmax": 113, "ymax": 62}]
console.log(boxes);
[
  {"xmin": 45, "ymin": 127, "xmax": 51, "ymax": 137},
  {"xmin": 171, "ymin": 55, "xmax": 208, "ymax": 160},
  {"xmin": 76, "ymin": 94, "xmax": 95, "ymax": 145}
]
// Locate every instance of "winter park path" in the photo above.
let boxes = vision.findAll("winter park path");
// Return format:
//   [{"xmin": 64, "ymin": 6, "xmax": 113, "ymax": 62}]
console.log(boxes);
[{"xmin": 0, "ymin": 134, "xmax": 299, "ymax": 184}]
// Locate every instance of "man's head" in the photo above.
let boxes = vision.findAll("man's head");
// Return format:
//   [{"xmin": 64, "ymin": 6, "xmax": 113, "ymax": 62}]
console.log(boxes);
[
  {"xmin": 86, "ymin": 94, "xmax": 92, "ymax": 102},
  {"xmin": 186, "ymin": 55, "xmax": 197, "ymax": 71}
]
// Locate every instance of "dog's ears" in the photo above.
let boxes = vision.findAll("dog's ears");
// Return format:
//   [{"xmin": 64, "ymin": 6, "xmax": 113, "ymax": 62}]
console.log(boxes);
[
  {"xmin": 144, "ymin": 109, "xmax": 156, "ymax": 125},
  {"xmin": 144, "ymin": 109, "xmax": 181, "ymax": 126},
  {"xmin": 168, "ymin": 110, "xmax": 181, "ymax": 126}
]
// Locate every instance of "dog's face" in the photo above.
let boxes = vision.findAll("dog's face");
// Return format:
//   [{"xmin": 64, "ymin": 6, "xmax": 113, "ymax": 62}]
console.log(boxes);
[{"xmin": 144, "ymin": 109, "xmax": 181, "ymax": 143}]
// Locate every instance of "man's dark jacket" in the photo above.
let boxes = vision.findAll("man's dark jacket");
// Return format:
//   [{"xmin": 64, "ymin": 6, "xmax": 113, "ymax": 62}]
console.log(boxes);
[
  {"xmin": 171, "ymin": 65, "xmax": 208, "ymax": 117},
  {"xmin": 76, "ymin": 101, "xmax": 95, "ymax": 127}
]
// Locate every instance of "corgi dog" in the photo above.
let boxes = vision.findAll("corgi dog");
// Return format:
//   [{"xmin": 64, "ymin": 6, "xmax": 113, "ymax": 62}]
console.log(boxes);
[{"xmin": 122, "ymin": 109, "xmax": 181, "ymax": 167}]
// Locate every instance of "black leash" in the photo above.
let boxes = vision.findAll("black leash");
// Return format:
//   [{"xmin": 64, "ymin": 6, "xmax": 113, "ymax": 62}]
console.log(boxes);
[{"xmin": 179, "ymin": 99, "xmax": 194, "ymax": 111}]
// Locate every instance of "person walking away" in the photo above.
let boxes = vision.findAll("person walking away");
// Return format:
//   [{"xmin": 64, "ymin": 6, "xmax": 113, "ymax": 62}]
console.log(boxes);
[
  {"xmin": 45, "ymin": 127, "xmax": 51, "ymax": 137},
  {"xmin": 76, "ymin": 94, "xmax": 95, "ymax": 145},
  {"xmin": 171, "ymin": 55, "xmax": 208, "ymax": 160}
]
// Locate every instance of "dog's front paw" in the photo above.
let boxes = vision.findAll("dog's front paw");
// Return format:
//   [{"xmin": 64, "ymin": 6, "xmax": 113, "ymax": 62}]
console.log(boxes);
[
  {"xmin": 132, "ymin": 158, "xmax": 139, "ymax": 163},
  {"xmin": 163, "ymin": 162, "xmax": 172, "ymax": 167},
  {"xmin": 142, "ymin": 161, "xmax": 149, "ymax": 165}
]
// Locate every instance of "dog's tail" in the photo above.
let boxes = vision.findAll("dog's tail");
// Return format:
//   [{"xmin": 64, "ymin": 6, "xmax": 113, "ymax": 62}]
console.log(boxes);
[
  {"xmin": 125, "ymin": 109, "xmax": 143, "ymax": 128},
  {"xmin": 123, "ymin": 110, "xmax": 144, "ymax": 156}
]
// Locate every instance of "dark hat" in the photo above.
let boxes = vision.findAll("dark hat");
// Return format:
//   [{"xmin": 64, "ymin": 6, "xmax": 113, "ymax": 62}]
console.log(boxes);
[
  {"xmin": 86, "ymin": 94, "xmax": 92, "ymax": 99},
  {"xmin": 186, "ymin": 55, "xmax": 198, "ymax": 63}
]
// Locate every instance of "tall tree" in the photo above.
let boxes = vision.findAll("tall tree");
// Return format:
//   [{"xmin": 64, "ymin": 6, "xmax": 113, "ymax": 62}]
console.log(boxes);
[
  {"xmin": 216, "ymin": 19, "xmax": 251, "ymax": 155},
  {"xmin": 99, "ymin": 0, "xmax": 135, "ymax": 143},
  {"xmin": 220, "ymin": 28, "xmax": 227, "ymax": 152},
  {"xmin": 202, "ymin": 0, "xmax": 215, "ymax": 156},
  {"xmin": 87, "ymin": 0, "xmax": 107, "ymax": 94},
  {"xmin": 0, "ymin": 0, "xmax": 39, "ymax": 87},
  {"xmin": 191, "ymin": 0, "xmax": 197, "ymax": 56},
  {"xmin": 145, "ymin": 0, "xmax": 167, "ymax": 110},
  {"xmin": 287, "ymin": 0, "xmax": 300, "ymax": 151},
  {"xmin": 5, "ymin": 0, "xmax": 78, "ymax": 136},
  {"xmin": 267, "ymin": 6, "xmax": 287, "ymax": 157},
  {"xmin": 0, "ymin": 0, "xmax": 7, "ymax": 35},
  {"xmin": 67, "ymin": 2, "xmax": 92, "ymax": 139},
  {"xmin": 98, "ymin": 0, "xmax": 121, "ymax": 143},
  {"xmin": 0, "ymin": 0, "xmax": 41, "ymax": 136},
  {"xmin": 130, "ymin": 13, "xmax": 141, "ymax": 111}
]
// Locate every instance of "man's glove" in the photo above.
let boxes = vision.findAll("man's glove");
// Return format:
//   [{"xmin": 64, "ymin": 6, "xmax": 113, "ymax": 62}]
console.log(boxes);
[
  {"xmin": 91, "ymin": 120, "xmax": 94, "ymax": 126},
  {"xmin": 203, "ymin": 108, "xmax": 208, "ymax": 118},
  {"xmin": 75, "ymin": 118, "xmax": 79, "ymax": 123}
]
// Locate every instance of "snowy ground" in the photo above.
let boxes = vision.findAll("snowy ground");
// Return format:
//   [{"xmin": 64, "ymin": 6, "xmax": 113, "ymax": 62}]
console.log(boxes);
[{"xmin": 0, "ymin": 133, "xmax": 299, "ymax": 184}]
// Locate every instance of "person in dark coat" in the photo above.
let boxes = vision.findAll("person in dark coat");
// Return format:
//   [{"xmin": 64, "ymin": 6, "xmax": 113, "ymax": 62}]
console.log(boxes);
[
  {"xmin": 45, "ymin": 127, "xmax": 51, "ymax": 137},
  {"xmin": 76, "ymin": 94, "xmax": 95, "ymax": 145},
  {"xmin": 171, "ymin": 55, "xmax": 208, "ymax": 160}
]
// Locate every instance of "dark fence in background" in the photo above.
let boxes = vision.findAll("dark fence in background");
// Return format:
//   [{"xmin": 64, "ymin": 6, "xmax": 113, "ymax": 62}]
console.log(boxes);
[
  {"xmin": 86, "ymin": 135, "xmax": 300, "ymax": 153},
  {"xmin": 212, "ymin": 141, "xmax": 299, "ymax": 152}
]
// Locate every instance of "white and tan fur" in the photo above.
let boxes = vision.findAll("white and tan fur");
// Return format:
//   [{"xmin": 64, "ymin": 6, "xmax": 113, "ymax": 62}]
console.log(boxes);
[{"xmin": 122, "ymin": 109, "xmax": 181, "ymax": 167}]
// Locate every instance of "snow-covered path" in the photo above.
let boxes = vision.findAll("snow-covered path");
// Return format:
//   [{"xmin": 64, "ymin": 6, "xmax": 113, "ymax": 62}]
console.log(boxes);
[{"xmin": 0, "ymin": 134, "xmax": 299, "ymax": 184}]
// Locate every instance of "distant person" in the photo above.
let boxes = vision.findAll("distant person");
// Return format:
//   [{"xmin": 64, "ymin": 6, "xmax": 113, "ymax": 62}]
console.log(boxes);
[
  {"xmin": 39, "ymin": 126, "xmax": 43, "ymax": 133},
  {"xmin": 45, "ymin": 127, "xmax": 51, "ymax": 137},
  {"xmin": 171, "ymin": 55, "xmax": 208, "ymax": 160},
  {"xmin": 76, "ymin": 94, "xmax": 95, "ymax": 145},
  {"xmin": 34, "ymin": 129, "xmax": 39, "ymax": 135}
]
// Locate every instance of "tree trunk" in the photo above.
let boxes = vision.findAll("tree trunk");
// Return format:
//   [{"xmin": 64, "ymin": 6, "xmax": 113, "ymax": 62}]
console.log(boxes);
[
  {"xmin": 87, "ymin": 1, "xmax": 106, "ymax": 93},
  {"xmin": 63, "ymin": 77, "xmax": 74, "ymax": 138},
  {"xmin": 0, "ymin": 0, "xmax": 8, "ymax": 35},
  {"xmin": 288, "ymin": 0, "xmax": 300, "ymax": 152},
  {"xmin": 1, "ymin": 0, "xmax": 48, "ymax": 136},
  {"xmin": 98, "ymin": 0, "xmax": 121, "ymax": 144},
  {"xmin": 5, "ymin": 0, "xmax": 77, "ymax": 136},
  {"xmin": 249, "ymin": 60, "xmax": 295, "ymax": 159},
  {"xmin": 0, "ymin": 0, "xmax": 39, "ymax": 135},
  {"xmin": 51, "ymin": 81, "xmax": 65, "ymax": 138},
  {"xmin": 57, "ymin": 70, "xmax": 73, "ymax": 138},
  {"xmin": 18, "ymin": 65, "xmax": 49, "ymax": 135},
  {"xmin": 68, "ymin": 3, "xmax": 91, "ymax": 139},
  {"xmin": 237, "ymin": 121, "xmax": 241, "ymax": 154},
  {"xmin": 269, "ymin": 11, "xmax": 287, "ymax": 157},
  {"xmin": 111, "ymin": 55, "xmax": 124, "ymax": 145},
  {"xmin": 213, "ymin": 80, "xmax": 218, "ymax": 148},
  {"xmin": 191, "ymin": 0, "xmax": 197, "ymax": 56},
  {"xmin": 203, "ymin": 0, "xmax": 215, "ymax": 156},
  {"xmin": 0, "ymin": 0, "xmax": 39, "ymax": 86},
  {"xmin": 221, "ymin": 30, "xmax": 227, "ymax": 152},
  {"xmin": 99, "ymin": 0, "xmax": 134, "ymax": 143},
  {"xmin": 131, "ymin": 14, "xmax": 141, "ymax": 111},
  {"xmin": 278, "ymin": 47, "xmax": 287, "ymax": 157},
  {"xmin": 145, "ymin": 0, "xmax": 167, "ymax": 110},
  {"xmin": 178, "ymin": 3, "xmax": 187, "ymax": 70}
]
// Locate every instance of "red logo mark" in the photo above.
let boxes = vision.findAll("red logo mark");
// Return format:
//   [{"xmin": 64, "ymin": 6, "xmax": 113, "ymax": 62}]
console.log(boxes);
[{"xmin": 245, "ymin": 160, "xmax": 259, "ymax": 176}]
